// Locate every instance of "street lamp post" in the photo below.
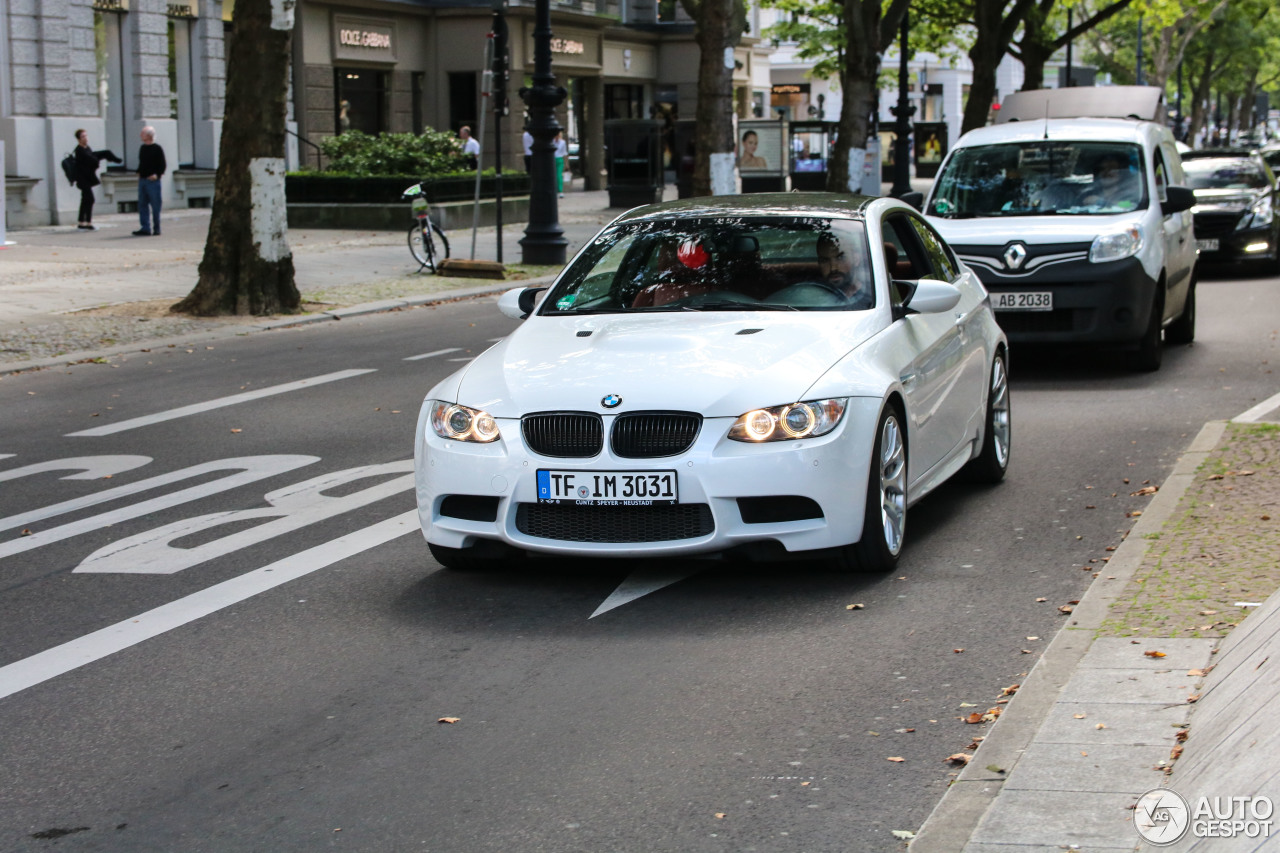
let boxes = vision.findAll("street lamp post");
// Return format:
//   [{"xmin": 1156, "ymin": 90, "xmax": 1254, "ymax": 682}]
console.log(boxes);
[
  {"xmin": 1135, "ymin": 14, "xmax": 1144, "ymax": 86},
  {"xmin": 491, "ymin": 0, "xmax": 508, "ymax": 264},
  {"xmin": 888, "ymin": 10, "xmax": 915, "ymax": 198},
  {"xmin": 519, "ymin": 0, "xmax": 567, "ymax": 265}
]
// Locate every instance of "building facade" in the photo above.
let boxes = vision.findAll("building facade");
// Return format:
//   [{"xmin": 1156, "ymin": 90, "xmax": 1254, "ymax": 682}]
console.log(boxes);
[{"xmin": 2, "ymin": 0, "xmax": 776, "ymax": 227}]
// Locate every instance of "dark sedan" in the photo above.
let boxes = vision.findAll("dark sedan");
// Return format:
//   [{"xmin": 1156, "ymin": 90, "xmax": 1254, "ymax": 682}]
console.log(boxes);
[{"xmin": 1183, "ymin": 152, "xmax": 1280, "ymax": 271}]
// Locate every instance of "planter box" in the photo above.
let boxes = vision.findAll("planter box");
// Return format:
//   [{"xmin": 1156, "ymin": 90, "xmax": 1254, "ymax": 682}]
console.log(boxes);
[
  {"xmin": 285, "ymin": 173, "xmax": 530, "ymax": 204},
  {"xmin": 287, "ymin": 195, "xmax": 530, "ymax": 231}
]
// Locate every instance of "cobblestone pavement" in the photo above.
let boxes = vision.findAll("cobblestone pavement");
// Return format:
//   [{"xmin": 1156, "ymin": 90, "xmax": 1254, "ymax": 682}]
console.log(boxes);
[{"xmin": 1100, "ymin": 421, "xmax": 1280, "ymax": 640}]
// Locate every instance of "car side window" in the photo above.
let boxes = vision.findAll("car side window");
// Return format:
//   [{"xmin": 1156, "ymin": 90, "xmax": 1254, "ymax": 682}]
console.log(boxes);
[
  {"xmin": 908, "ymin": 216, "xmax": 959, "ymax": 281},
  {"xmin": 881, "ymin": 214, "xmax": 930, "ymax": 309},
  {"xmin": 1153, "ymin": 149, "xmax": 1169, "ymax": 204}
]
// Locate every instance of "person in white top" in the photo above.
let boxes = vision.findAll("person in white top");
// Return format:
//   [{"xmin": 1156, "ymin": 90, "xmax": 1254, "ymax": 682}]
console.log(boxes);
[
  {"xmin": 522, "ymin": 128, "xmax": 534, "ymax": 173},
  {"xmin": 459, "ymin": 126, "xmax": 480, "ymax": 169},
  {"xmin": 554, "ymin": 131, "xmax": 568, "ymax": 196}
]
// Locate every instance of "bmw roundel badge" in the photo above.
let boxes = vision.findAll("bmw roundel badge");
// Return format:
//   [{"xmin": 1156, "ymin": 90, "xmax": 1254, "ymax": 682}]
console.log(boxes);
[{"xmin": 601, "ymin": 394, "xmax": 622, "ymax": 409}]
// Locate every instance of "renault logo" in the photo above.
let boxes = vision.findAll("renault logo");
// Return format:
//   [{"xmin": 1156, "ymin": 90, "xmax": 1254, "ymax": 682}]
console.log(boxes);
[
  {"xmin": 1003, "ymin": 242, "xmax": 1029, "ymax": 270},
  {"xmin": 601, "ymin": 394, "xmax": 622, "ymax": 408}
]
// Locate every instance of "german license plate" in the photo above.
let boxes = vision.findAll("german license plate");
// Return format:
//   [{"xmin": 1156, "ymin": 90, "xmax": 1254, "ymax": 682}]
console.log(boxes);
[
  {"xmin": 537, "ymin": 470, "xmax": 679, "ymax": 506},
  {"xmin": 993, "ymin": 291, "xmax": 1053, "ymax": 311},
  {"xmin": 1196, "ymin": 238, "xmax": 1219, "ymax": 252}
]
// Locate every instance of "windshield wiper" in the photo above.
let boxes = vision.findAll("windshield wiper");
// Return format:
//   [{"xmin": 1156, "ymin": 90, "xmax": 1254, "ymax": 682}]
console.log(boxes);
[{"xmin": 680, "ymin": 301, "xmax": 800, "ymax": 312}]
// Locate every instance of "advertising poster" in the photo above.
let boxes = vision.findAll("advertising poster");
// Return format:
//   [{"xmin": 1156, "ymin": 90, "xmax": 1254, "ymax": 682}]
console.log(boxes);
[
  {"xmin": 914, "ymin": 122, "xmax": 948, "ymax": 178},
  {"xmin": 736, "ymin": 120, "xmax": 786, "ymax": 176}
]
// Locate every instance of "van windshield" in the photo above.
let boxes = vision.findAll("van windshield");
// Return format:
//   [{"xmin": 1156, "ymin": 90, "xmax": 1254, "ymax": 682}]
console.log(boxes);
[{"xmin": 929, "ymin": 141, "xmax": 1147, "ymax": 217}]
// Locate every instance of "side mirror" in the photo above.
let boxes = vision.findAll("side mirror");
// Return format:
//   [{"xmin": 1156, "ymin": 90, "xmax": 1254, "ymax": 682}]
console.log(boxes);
[
  {"xmin": 898, "ymin": 191, "xmax": 924, "ymax": 211},
  {"xmin": 905, "ymin": 278, "xmax": 962, "ymax": 314},
  {"xmin": 1162, "ymin": 185, "xmax": 1196, "ymax": 215},
  {"xmin": 497, "ymin": 287, "xmax": 546, "ymax": 320}
]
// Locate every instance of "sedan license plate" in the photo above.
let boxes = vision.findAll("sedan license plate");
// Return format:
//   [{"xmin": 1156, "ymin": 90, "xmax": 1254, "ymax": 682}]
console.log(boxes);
[
  {"xmin": 993, "ymin": 291, "xmax": 1053, "ymax": 312},
  {"xmin": 537, "ymin": 470, "xmax": 679, "ymax": 506},
  {"xmin": 1196, "ymin": 238, "xmax": 1219, "ymax": 252}
]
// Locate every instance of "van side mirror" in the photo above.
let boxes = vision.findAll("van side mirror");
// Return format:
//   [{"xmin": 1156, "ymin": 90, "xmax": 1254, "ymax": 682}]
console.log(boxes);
[{"xmin": 1162, "ymin": 185, "xmax": 1196, "ymax": 215}]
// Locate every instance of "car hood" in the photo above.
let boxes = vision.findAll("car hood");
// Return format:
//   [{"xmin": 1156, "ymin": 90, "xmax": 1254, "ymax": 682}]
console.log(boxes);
[
  {"xmin": 454, "ymin": 311, "xmax": 886, "ymax": 418},
  {"xmin": 928, "ymin": 215, "xmax": 1139, "ymax": 246},
  {"xmin": 1192, "ymin": 188, "xmax": 1262, "ymax": 212}
]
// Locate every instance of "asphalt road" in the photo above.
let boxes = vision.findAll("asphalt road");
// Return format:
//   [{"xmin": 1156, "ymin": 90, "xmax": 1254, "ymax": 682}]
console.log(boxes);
[{"xmin": 2, "ymin": 264, "xmax": 1278, "ymax": 852}]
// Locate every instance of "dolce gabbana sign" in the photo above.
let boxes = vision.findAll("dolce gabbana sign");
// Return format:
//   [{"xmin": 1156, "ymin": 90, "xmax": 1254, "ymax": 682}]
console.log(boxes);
[{"xmin": 333, "ymin": 15, "xmax": 397, "ymax": 63}]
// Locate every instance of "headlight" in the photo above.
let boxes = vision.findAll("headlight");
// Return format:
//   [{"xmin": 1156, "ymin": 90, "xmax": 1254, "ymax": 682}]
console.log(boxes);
[
  {"xmin": 428, "ymin": 401, "xmax": 500, "ymax": 443},
  {"xmin": 1089, "ymin": 223, "xmax": 1144, "ymax": 263},
  {"xmin": 1238, "ymin": 197, "xmax": 1273, "ymax": 230},
  {"xmin": 728, "ymin": 399, "xmax": 848, "ymax": 442}
]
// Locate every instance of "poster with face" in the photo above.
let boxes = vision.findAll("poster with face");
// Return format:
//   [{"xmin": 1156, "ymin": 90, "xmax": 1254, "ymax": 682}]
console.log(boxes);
[{"xmin": 736, "ymin": 120, "xmax": 785, "ymax": 175}]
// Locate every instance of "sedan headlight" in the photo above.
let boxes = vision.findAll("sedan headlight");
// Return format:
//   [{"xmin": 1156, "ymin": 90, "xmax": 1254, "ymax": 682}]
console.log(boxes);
[
  {"xmin": 428, "ymin": 401, "xmax": 500, "ymax": 443},
  {"xmin": 728, "ymin": 398, "xmax": 848, "ymax": 442},
  {"xmin": 1237, "ymin": 197, "xmax": 1273, "ymax": 230},
  {"xmin": 1089, "ymin": 223, "xmax": 1144, "ymax": 263}
]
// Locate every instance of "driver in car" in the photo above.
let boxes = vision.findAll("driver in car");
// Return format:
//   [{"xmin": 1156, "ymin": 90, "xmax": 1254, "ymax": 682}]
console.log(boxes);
[{"xmin": 816, "ymin": 231, "xmax": 873, "ymax": 308}]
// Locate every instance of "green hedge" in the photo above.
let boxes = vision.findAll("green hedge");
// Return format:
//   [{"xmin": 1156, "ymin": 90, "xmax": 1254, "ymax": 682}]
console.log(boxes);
[{"xmin": 318, "ymin": 129, "xmax": 468, "ymax": 175}]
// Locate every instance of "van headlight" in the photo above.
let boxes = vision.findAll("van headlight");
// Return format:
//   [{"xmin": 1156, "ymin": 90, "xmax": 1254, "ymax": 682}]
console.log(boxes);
[
  {"xmin": 1089, "ymin": 223, "xmax": 1144, "ymax": 263},
  {"xmin": 428, "ymin": 401, "xmax": 501, "ymax": 443}
]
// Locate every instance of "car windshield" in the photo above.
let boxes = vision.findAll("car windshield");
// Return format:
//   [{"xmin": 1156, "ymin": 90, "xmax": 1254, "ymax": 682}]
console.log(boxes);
[
  {"xmin": 929, "ymin": 141, "xmax": 1147, "ymax": 217},
  {"xmin": 1182, "ymin": 158, "xmax": 1269, "ymax": 190},
  {"xmin": 539, "ymin": 217, "xmax": 875, "ymax": 314}
]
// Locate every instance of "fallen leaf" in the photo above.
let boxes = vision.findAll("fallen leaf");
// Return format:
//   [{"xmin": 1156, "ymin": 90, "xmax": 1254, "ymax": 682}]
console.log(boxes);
[
  {"xmin": 1170, "ymin": 745, "xmax": 1184, "ymax": 761},
  {"xmin": 715, "ymin": 813, "xmax": 726, "ymax": 819},
  {"xmin": 894, "ymin": 728, "xmax": 916, "ymax": 733},
  {"xmin": 1021, "ymin": 649, "xmax": 1033, "ymax": 654},
  {"xmin": 886, "ymin": 756, "xmax": 905, "ymax": 763},
  {"xmin": 964, "ymin": 713, "xmax": 984, "ymax": 724},
  {"xmin": 944, "ymin": 754, "xmax": 970, "ymax": 765},
  {"xmin": 1081, "ymin": 751, "xmax": 1088, "ymax": 757},
  {"xmin": 953, "ymin": 648, "xmax": 965, "ymax": 653},
  {"xmin": 959, "ymin": 702, "xmax": 978, "ymax": 708},
  {"xmin": 846, "ymin": 603, "xmax": 865, "ymax": 610},
  {"xmin": 801, "ymin": 781, "xmax": 810, "ymax": 786},
  {"xmin": 1035, "ymin": 597, "xmax": 1048, "ymax": 603},
  {"xmin": 1074, "ymin": 713, "xmax": 1088, "ymax": 719},
  {"xmin": 891, "ymin": 830, "xmax": 916, "ymax": 840},
  {"xmin": 1144, "ymin": 650, "xmax": 1167, "ymax": 658},
  {"xmin": 1187, "ymin": 694, "xmax": 1200, "ymax": 703},
  {"xmin": 1105, "ymin": 546, "xmax": 1117, "ymax": 552},
  {"xmin": 1026, "ymin": 636, "xmax": 1040, "ymax": 641},
  {"xmin": 1131, "ymin": 486, "xmax": 1158, "ymax": 497},
  {"xmin": 1095, "ymin": 723, "xmax": 1107, "ymax": 730},
  {"xmin": 230, "ymin": 428, "xmax": 242, "ymax": 434},
  {"xmin": 985, "ymin": 764, "xmax": 1006, "ymax": 773},
  {"xmin": 981, "ymin": 707, "xmax": 1002, "ymax": 722},
  {"xmin": 1058, "ymin": 605, "xmax": 1074, "ymax": 614},
  {"xmin": 1000, "ymin": 684, "xmax": 1020, "ymax": 696},
  {"xmin": 21, "ymin": 529, "xmax": 33, "ymax": 536},
  {"xmin": 1199, "ymin": 610, "xmax": 1218, "ymax": 616},
  {"xmin": 1188, "ymin": 668, "xmax": 1208, "ymax": 677},
  {"xmin": 437, "ymin": 717, "xmax": 461, "ymax": 724}
]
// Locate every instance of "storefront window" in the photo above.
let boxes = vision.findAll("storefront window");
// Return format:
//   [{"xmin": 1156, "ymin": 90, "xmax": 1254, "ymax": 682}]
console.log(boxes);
[
  {"xmin": 606, "ymin": 84, "xmax": 644, "ymax": 120},
  {"xmin": 336, "ymin": 69, "xmax": 388, "ymax": 135}
]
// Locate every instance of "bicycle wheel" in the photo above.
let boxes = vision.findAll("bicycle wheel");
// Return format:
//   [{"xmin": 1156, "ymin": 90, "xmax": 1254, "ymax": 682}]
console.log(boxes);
[
  {"xmin": 408, "ymin": 222, "xmax": 437, "ymax": 273},
  {"xmin": 430, "ymin": 221, "xmax": 451, "ymax": 264}
]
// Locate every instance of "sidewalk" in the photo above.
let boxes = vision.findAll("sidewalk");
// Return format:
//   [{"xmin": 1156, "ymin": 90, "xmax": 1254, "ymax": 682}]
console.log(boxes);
[{"xmin": 4, "ymin": 179, "xmax": 1280, "ymax": 850}]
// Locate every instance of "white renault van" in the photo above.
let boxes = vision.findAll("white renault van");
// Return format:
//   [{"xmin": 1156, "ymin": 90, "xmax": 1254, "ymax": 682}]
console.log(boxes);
[{"xmin": 924, "ymin": 86, "xmax": 1197, "ymax": 370}]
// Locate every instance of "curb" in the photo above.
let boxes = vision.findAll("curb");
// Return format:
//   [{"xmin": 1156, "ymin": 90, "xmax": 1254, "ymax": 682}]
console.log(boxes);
[
  {"xmin": 0, "ymin": 276, "xmax": 555, "ymax": 378},
  {"xmin": 909, "ymin": 419, "xmax": 1230, "ymax": 850}
]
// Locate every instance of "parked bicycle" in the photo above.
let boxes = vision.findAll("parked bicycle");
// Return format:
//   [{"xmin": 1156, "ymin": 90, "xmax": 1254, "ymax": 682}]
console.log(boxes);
[{"xmin": 402, "ymin": 181, "xmax": 451, "ymax": 273}]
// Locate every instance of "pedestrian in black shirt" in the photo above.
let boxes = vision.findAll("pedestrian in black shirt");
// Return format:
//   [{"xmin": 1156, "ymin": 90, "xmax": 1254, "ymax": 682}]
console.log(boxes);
[
  {"xmin": 72, "ymin": 128, "xmax": 121, "ymax": 230},
  {"xmin": 133, "ymin": 126, "xmax": 167, "ymax": 236}
]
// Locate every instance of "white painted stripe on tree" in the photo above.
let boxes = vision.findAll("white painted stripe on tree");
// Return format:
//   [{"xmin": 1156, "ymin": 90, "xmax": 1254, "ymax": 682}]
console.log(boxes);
[
  {"xmin": 0, "ymin": 511, "xmax": 419, "ymax": 701},
  {"xmin": 249, "ymin": 157, "xmax": 289, "ymax": 262},
  {"xmin": 65, "ymin": 370, "xmax": 375, "ymax": 436},
  {"xmin": 404, "ymin": 348, "xmax": 462, "ymax": 361},
  {"xmin": 271, "ymin": 0, "xmax": 296, "ymax": 31},
  {"xmin": 1234, "ymin": 390, "xmax": 1280, "ymax": 423}
]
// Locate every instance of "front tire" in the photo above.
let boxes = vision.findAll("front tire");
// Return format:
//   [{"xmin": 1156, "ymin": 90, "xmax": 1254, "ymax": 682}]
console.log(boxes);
[
  {"xmin": 1165, "ymin": 278, "xmax": 1196, "ymax": 345},
  {"xmin": 962, "ymin": 350, "xmax": 1011, "ymax": 483},
  {"xmin": 1130, "ymin": 294, "xmax": 1164, "ymax": 372},
  {"xmin": 835, "ymin": 406, "xmax": 908, "ymax": 573},
  {"xmin": 409, "ymin": 222, "xmax": 437, "ymax": 272}
]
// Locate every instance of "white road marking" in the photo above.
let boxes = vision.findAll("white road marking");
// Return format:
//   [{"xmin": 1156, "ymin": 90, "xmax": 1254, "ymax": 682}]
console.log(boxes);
[
  {"xmin": 446, "ymin": 357, "xmax": 474, "ymax": 363},
  {"xmin": 0, "ymin": 455, "xmax": 152, "ymax": 484},
  {"xmin": 404, "ymin": 348, "xmax": 461, "ymax": 361},
  {"xmin": 1234, "ymin": 390, "xmax": 1280, "ymax": 424},
  {"xmin": 590, "ymin": 566, "xmax": 700, "ymax": 618},
  {"xmin": 0, "ymin": 455, "xmax": 13, "ymax": 463},
  {"xmin": 0, "ymin": 455, "xmax": 318, "ymax": 555},
  {"xmin": 487, "ymin": 337, "xmax": 506, "ymax": 342},
  {"xmin": 0, "ymin": 511, "xmax": 419, "ymax": 701},
  {"xmin": 75, "ymin": 460, "xmax": 414, "ymax": 574},
  {"xmin": 65, "ymin": 370, "xmax": 376, "ymax": 437}
]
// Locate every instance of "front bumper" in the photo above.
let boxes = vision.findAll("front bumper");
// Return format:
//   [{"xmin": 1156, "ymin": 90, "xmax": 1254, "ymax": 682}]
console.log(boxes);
[
  {"xmin": 1194, "ymin": 225, "xmax": 1278, "ymax": 265},
  {"xmin": 965, "ymin": 256, "xmax": 1158, "ymax": 345},
  {"xmin": 413, "ymin": 398, "xmax": 885, "ymax": 558}
]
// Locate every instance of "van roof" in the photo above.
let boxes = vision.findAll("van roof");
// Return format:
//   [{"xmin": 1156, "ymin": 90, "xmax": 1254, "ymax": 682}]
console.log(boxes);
[
  {"xmin": 996, "ymin": 86, "xmax": 1167, "ymax": 124},
  {"xmin": 951, "ymin": 117, "xmax": 1162, "ymax": 150}
]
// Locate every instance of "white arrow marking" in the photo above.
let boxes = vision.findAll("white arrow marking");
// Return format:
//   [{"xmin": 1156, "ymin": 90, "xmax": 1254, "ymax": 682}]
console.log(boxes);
[
  {"xmin": 590, "ymin": 566, "xmax": 701, "ymax": 618},
  {"xmin": 0, "ymin": 511, "xmax": 419, "ymax": 701},
  {"xmin": 66, "ymin": 369, "xmax": 376, "ymax": 436},
  {"xmin": 0, "ymin": 455, "xmax": 152, "ymax": 484},
  {"xmin": 403, "ymin": 348, "xmax": 461, "ymax": 361}
]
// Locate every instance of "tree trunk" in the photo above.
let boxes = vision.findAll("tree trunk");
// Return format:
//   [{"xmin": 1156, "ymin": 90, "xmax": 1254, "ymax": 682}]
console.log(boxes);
[
  {"xmin": 174, "ymin": 0, "xmax": 299, "ymax": 316},
  {"xmin": 827, "ymin": 0, "xmax": 881, "ymax": 192},
  {"xmin": 683, "ymin": 0, "xmax": 745, "ymax": 197},
  {"xmin": 961, "ymin": 0, "xmax": 1036, "ymax": 136},
  {"xmin": 1187, "ymin": 50, "xmax": 1215, "ymax": 144},
  {"xmin": 1017, "ymin": 1, "xmax": 1054, "ymax": 92}
]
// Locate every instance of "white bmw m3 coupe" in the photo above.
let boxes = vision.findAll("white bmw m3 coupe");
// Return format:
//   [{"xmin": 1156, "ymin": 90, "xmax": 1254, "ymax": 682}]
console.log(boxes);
[{"xmin": 414, "ymin": 194, "xmax": 1010, "ymax": 572}]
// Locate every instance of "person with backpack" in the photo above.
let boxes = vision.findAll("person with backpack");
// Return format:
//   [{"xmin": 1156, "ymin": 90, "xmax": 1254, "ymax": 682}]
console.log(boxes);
[
  {"xmin": 133, "ymin": 126, "xmax": 167, "ymax": 236},
  {"xmin": 70, "ymin": 128, "xmax": 121, "ymax": 230}
]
